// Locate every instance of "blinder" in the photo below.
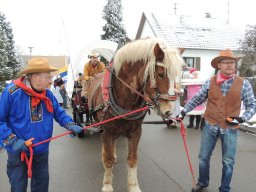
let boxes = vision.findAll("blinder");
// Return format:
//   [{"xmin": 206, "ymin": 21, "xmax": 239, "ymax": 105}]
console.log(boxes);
[
  {"xmin": 157, "ymin": 94, "xmax": 177, "ymax": 101},
  {"xmin": 152, "ymin": 92, "xmax": 177, "ymax": 107}
]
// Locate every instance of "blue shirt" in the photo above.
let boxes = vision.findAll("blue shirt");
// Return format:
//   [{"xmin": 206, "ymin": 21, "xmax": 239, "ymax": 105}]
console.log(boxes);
[
  {"xmin": 0, "ymin": 83, "xmax": 74, "ymax": 154},
  {"xmin": 183, "ymin": 76, "xmax": 256, "ymax": 133}
]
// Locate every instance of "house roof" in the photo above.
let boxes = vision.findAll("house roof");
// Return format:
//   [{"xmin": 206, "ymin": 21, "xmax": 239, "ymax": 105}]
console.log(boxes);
[{"xmin": 136, "ymin": 12, "xmax": 245, "ymax": 51}]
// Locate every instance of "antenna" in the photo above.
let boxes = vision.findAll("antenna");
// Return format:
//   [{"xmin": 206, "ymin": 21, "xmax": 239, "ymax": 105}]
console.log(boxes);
[
  {"xmin": 173, "ymin": 3, "xmax": 177, "ymax": 15},
  {"xmin": 227, "ymin": 0, "xmax": 230, "ymax": 24}
]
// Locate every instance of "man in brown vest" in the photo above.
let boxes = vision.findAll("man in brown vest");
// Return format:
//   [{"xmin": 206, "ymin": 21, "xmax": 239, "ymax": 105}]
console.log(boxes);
[{"xmin": 177, "ymin": 49, "xmax": 256, "ymax": 192}]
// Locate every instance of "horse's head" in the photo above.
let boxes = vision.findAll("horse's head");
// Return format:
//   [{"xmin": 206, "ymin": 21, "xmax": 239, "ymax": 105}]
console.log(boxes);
[
  {"xmin": 144, "ymin": 42, "xmax": 184, "ymax": 118},
  {"xmin": 113, "ymin": 38, "xmax": 184, "ymax": 118}
]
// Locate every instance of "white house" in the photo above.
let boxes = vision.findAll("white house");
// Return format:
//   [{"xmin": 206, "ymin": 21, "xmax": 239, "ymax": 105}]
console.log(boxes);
[{"xmin": 135, "ymin": 12, "xmax": 245, "ymax": 80}]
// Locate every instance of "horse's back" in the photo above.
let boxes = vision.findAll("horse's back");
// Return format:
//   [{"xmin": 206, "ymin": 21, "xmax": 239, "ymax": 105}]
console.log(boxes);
[{"xmin": 87, "ymin": 72, "xmax": 104, "ymax": 112}]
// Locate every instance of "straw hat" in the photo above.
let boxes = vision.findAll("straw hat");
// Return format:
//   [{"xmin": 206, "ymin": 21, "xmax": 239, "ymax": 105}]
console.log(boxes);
[
  {"xmin": 88, "ymin": 51, "xmax": 99, "ymax": 58},
  {"xmin": 20, "ymin": 58, "xmax": 58, "ymax": 74},
  {"xmin": 211, "ymin": 49, "xmax": 240, "ymax": 69}
]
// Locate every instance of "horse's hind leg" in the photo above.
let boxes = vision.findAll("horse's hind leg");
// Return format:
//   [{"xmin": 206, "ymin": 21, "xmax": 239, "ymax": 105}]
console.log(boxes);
[
  {"xmin": 127, "ymin": 128, "xmax": 142, "ymax": 192},
  {"xmin": 101, "ymin": 135, "xmax": 116, "ymax": 192}
]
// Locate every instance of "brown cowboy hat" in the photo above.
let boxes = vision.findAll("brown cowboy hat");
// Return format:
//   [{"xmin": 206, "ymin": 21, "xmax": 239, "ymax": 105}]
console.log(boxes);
[
  {"xmin": 211, "ymin": 49, "xmax": 240, "ymax": 69},
  {"xmin": 20, "ymin": 58, "xmax": 58, "ymax": 74}
]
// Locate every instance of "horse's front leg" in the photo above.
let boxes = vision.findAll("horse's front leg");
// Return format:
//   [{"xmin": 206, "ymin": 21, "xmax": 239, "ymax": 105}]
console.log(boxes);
[
  {"xmin": 127, "ymin": 127, "xmax": 142, "ymax": 192},
  {"xmin": 101, "ymin": 134, "xmax": 116, "ymax": 192}
]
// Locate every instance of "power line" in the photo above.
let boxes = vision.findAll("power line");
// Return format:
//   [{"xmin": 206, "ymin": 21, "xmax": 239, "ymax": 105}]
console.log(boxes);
[{"xmin": 227, "ymin": 0, "xmax": 230, "ymax": 24}]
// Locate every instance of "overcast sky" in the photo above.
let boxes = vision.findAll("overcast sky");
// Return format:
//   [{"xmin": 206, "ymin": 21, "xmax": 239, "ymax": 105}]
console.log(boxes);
[{"xmin": 0, "ymin": 0, "xmax": 255, "ymax": 59}]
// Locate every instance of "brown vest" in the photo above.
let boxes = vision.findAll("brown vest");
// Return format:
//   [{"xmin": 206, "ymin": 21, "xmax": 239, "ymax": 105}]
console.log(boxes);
[{"xmin": 204, "ymin": 75, "xmax": 243, "ymax": 128}]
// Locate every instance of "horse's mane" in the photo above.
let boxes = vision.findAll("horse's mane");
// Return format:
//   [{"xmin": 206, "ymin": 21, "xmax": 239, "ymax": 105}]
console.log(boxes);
[{"xmin": 113, "ymin": 38, "xmax": 183, "ymax": 86}]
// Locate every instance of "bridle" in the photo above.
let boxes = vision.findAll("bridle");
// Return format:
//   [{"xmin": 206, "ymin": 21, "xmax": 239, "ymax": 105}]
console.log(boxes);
[
  {"xmin": 106, "ymin": 64, "xmax": 177, "ymax": 118},
  {"xmin": 152, "ymin": 91, "xmax": 177, "ymax": 109}
]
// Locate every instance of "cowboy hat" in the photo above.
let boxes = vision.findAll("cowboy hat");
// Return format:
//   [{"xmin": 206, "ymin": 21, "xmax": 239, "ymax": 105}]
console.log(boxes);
[
  {"xmin": 20, "ymin": 58, "xmax": 58, "ymax": 74},
  {"xmin": 88, "ymin": 51, "xmax": 99, "ymax": 58},
  {"xmin": 211, "ymin": 49, "xmax": 240, "ymax": 69}
]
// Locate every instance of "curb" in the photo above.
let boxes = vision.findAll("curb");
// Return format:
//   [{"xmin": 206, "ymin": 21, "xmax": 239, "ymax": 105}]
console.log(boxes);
[{"xmin": 239, "ymin": 126, "xmax": 256, "ymax": 135}]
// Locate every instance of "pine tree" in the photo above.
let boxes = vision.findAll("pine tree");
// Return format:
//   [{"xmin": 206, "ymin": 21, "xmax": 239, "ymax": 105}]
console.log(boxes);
[
  {"xmin": 0, "ymin": 12, "xmax": 20, "ymax": 80},
  {"xmin": 101, "ymin": 0, "xmax": 128, "ymax": 45},
  {"xmin": 0, "ymin": 25, "xmax": 11, "ymax": 92}
]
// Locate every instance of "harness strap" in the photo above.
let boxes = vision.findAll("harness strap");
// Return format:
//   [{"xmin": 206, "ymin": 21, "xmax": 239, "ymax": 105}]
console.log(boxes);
[
  {"xmin": 106, "ymin": 66, "xmax": 153, "ymax": 105},
  {"xmin": 158, "ymin": 94, "xmax": 177, "ymax": 101},
  {"xmin": 102, "ymin": 63, "xmax": 113, "ymax": 103},
  {"xmin": 92, "ymin": 104, "xmax": 105, "ymax": 113},
  {"xmin": 106, "ymin": 65, "xmax": 148, "ymax": 120}
]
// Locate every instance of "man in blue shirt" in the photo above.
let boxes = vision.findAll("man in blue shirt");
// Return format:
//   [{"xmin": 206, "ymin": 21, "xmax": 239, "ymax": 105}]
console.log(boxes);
[
  {"xmin": 177, "ymin": 49, "xmax": 256, "ymax": 192},
  {"xmin": 0, "ymin": 58, "xmax": 83, "ymax": 192}
]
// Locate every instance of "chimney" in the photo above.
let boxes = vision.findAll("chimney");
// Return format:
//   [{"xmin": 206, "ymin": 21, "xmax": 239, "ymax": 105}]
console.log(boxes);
[
  {"xmin": 180, "ymin": 16, "xmax": 184, "ymax": 23},
  {"xmin": 205, "ymin": 12, "xmax": 211, "ymax": 18}
]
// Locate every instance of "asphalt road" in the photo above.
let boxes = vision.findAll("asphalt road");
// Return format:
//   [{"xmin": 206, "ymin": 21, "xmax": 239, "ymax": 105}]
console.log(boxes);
[{"xmin": 1, "ymin": 109, "xmax": 256, "ymax": 192}]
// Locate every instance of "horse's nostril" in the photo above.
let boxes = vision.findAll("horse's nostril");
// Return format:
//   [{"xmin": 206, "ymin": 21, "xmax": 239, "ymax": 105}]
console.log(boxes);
[{"xmin": 165, "ymin": 111, "xmax": 172, "ymax": 117}]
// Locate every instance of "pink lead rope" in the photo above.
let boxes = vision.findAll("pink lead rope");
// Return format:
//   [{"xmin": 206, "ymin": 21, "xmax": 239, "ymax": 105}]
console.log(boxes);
[{"xmin": 178, "ymin": 118, "xmax": 196, "ymax": 187}]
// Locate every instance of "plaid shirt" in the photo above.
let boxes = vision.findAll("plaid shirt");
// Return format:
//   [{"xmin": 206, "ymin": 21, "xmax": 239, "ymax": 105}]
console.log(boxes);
[{"xmin": 183, "ymin": 76, "xmax": 256, "ymax": 133}]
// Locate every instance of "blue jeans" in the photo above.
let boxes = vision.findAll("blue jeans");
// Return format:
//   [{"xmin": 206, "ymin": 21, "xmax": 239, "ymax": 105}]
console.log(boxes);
[
  {"xmin": 7, "ymin": 151, "xmax": 49, "ymax": 192},
  {"xmin": 59, "ymin": 89, "xmax": 67, "ymax": 108},
  {"xmin": 198, "ymin": 123, "xmax": 237, "ymax": 192}
]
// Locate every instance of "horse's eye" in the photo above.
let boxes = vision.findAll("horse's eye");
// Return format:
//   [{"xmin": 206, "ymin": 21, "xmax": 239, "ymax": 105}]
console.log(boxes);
[{"xmin": 157, "ymin": 73, "xmax": 164, "ymax": 79}]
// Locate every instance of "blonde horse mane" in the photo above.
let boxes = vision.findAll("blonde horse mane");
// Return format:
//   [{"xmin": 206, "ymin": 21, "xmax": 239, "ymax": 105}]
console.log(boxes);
[{"xmin": 113, "ymin": 38, "xmax": 183, "ymax": 87}]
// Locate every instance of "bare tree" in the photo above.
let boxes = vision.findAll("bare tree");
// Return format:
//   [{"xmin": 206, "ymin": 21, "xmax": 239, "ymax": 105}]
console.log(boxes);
[{"xmin": 239, "ymin": 25, "xmax": 256, "ymax": 94}]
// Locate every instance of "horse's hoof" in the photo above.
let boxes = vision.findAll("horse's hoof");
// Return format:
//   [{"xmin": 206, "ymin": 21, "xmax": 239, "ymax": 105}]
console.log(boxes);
[
  {"xmin": 102, "ymin": 184, "xmax": 113, "ymax": 192},
  {"xmin": 129, "ymin": 186, "xmax": 142, "ymax": 192},
  {"xmin": 167, "ymin": 124, "xmax": 177, "ymax": 129}
]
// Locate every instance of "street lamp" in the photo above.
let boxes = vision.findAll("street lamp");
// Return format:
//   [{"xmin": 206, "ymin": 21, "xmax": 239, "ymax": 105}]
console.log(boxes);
[{"xmin": 28, "ymin": 46, "xmax": 34, "ymax": 59}]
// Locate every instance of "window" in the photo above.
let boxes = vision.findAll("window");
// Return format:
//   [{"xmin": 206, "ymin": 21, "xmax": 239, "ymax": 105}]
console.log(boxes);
[
  {"xmin": 183, "ymin": 57, "xmax": 194, "ymax": 68},
  {"xmin": 183, "ymin": 57, "xmax": 201, "ymax": 70}
]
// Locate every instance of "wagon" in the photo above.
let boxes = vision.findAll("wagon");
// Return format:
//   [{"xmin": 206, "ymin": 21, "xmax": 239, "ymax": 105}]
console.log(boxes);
[{"xmin": 71, "ymin": 83, "xmax": 98, "ymax": 137}]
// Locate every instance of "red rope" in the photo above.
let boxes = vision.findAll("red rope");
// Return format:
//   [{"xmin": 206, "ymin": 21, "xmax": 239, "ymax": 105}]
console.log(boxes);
[
  {"xmin": 21, "ymin": 147, "xmax": 33, "ymax": 178},
  {"xmin": 21, "ymin": 106, "xmax": 149, "ymax": 178},
  {"xmin": 178, "ymin": 119, "xmax": 196, "ymax": 187},
  {"xmin": 21, "ymin": 106, "xmax": 195, "ymax": 186}
]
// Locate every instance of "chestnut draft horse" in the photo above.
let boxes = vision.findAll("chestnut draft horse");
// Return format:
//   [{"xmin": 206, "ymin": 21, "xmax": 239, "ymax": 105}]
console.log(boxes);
[{"xmin": 88, "ymin": 38, "xmax": 184, "ymax": 192}]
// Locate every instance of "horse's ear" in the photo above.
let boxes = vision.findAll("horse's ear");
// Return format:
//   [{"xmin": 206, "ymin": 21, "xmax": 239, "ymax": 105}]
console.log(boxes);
[
  {"xmin": 154, "ymin": 43, "xmax": 164, "ymax": 61},
  {"xmin": 178, "ymin": 48, "xmax": 185, "ymax": 55}
]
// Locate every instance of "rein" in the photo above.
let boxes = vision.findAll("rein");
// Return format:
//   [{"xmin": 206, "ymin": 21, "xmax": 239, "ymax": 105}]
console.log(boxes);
[
  {"xmin": 104, "ymin": 65, "xmax": 178, "ymax": 119},
  {"xmin": 168, "ymin": 117, "xmax": 196, "ymax": 187},
  {"xmin": 106, "ymin": 66, "xmax": 154, "ymax": 105},
  {"xmin": 100, "ymin": 64, "xmax": 148, "ymax": 120},
  {"xmin": 179, "ymin": 119, "xmax": 196, "ymax": 187},
  {"xmin": 21, "ymin": 106, "xmax": 149, "ymax": 179},
  {"xmin": 106, "ymin": 66, "xmax": 177, "ymax": 108},
  {"xmin": 21, "ymin": 109, "xmax": 195, "ymax": 187}
]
